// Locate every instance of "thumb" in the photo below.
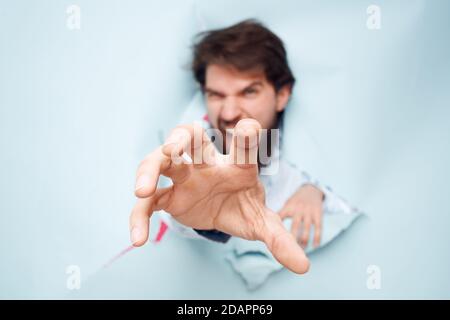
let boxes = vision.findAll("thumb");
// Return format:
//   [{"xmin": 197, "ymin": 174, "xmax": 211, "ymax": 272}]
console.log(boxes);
[
  {"xmin": 129, "ymin": 197, "xmax": 153, "ymax": 247},
  {"xmin": 129, "ymin": 187, "xmax": 173, "ymax": 247},
  {"xmin": 278, "ymin": 205, "xmax": 291, "ymax": 220},
  {"xmin": 260, "ymin": 210, "xmax": 310, "ymax": 274}
]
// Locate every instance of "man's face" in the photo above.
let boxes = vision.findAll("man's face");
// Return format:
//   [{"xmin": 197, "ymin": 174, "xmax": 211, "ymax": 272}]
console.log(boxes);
[{"xmin": 204, "ymin": 64, "xmax": 290, "ymax": 150}]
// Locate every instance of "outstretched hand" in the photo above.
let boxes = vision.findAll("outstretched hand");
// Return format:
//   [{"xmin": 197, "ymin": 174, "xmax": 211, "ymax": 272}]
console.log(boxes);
[{"xmin": 129, "ymin": 119, "xmax": 309, "ymax": 274}]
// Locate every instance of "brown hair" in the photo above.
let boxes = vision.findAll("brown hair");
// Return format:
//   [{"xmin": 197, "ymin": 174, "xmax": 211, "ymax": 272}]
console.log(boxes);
[{"xmin": 191, "ymin": 19, "xmax": 296, "ymax": 92}]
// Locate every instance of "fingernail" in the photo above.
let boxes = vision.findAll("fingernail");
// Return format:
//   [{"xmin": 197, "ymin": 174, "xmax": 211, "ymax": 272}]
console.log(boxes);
[
  {"xmin": 130, "ymin": 227, "xmax": 141, "ymax": 245},
  {"xmin": 135, "ymin": 175, "xmax": 148, "ymax": 191}
]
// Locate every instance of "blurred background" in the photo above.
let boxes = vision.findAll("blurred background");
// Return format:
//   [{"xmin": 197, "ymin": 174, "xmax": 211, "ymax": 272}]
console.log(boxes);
[{"xmin": 0, "ymin": 0, "xmax": 449, "ymax": 299}]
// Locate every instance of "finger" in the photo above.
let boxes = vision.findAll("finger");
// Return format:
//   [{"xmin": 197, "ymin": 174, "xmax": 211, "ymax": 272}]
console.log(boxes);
[
  {"xmin": 229, "ymin": 118, "xmax": 261, "ymax": 168},
  {"xmin": 313, "ymin": 213, "xmax": 322, "ymax": 248},
  {"xmin": 290, "ymin": 215, "xmax": 302, "ymax": 239},
  {"xmin": 162, "ymin": 123, "xmax": 216, "ymax": 166},
  {"xmin": 278, "ymin": 209, "xmax": 287, "ymax": 220},
  {"xmin": 135, "ymin": 147, "xmax": 171, "ymax": 198},
  {"xmin": 278, "ymin": 204, "xmax": 293, "ymax": 220},
  {"xmin": 278, "ymin": 209, "xmax": 290, "ymax": 220},
  {"xmin": 136, "ymin": 125, "xmax": 204, "ymax": 198},
  {"xmin": 152, "ymin": 186, "xmax": 174, "ymax": 212},
  {"xmin": 300, "ymin": 216, "xmax": 312, "ymax": 248},
  {"xmin": 260, "ymin": 210, "xmax": 310, "ymax": 274}
]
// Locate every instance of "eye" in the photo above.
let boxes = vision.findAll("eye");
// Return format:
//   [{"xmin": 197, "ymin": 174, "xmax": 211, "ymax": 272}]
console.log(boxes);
[
  {"xmin": 243, "ymin": 88, "xmax": 258, "ymax": 97},
  {"xmin": 207, "ymin": 92, "xmax": 221, "ymax": 99}
]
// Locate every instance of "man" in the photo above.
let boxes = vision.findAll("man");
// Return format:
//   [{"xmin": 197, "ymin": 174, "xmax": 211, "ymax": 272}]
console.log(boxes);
[{"xmin": 129, "ymin": 20, "xmax": 351, "ymax": 275}]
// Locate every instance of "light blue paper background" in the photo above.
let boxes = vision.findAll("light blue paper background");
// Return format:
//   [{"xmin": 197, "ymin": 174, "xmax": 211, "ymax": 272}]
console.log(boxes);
[{"xmin": 0, "ymin": 0, "xmax": 449, "ymax": 298}]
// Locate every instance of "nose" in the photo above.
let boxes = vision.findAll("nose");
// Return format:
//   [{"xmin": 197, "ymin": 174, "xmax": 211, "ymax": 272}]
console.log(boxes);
[{"xmin": 220, "ymin": 96, "xmax": 241, "ymax": 124}]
